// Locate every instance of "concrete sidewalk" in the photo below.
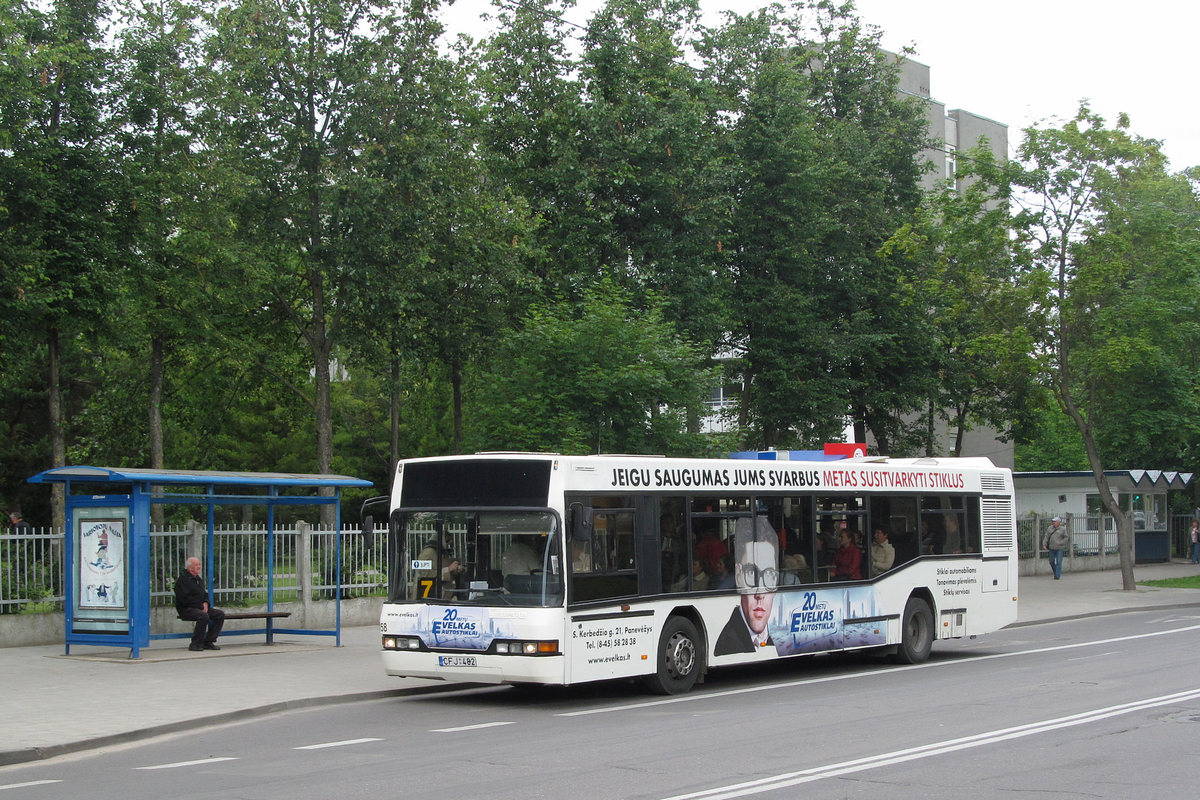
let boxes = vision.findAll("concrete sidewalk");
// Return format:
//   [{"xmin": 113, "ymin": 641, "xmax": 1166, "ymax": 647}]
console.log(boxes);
[{"xmin": 3, "ymin": 561, "xmax": 1200, "ymax": 767}]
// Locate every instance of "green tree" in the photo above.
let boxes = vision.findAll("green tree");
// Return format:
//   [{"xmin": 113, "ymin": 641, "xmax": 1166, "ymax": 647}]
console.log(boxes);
[
  {"xmin": 578, "ymin": 0, "xmax": 729, "ymax": 351},
  {"xmin": 475, "ymin": 0, "xmax": 585, "ymax": 294},
  {"xmin": 1016, "ymin": 105, "xmax": 1200, "ymax": 589},
  {"xmin": 406, "ymin": 155, "xmax": 539, "ymax": 453},
  {"xmin": 802, "ymin": 10, "xmax": 932, "ymax": 454},
  {"xmin": 467, "ymin": 281, "xmax": 713, "ymax": 455},
  {"xmin": 104, "ymin": 0, "xmax": 214, "ymax": 521},
  {"xmin": 1074, "ymin": 164, "xmax": 1200, "ymax": 467},
  {"xmin": 0, "ymin": 0, "xmax": 120, "ymax": 526},
  {"xmin": 1013, "ymin": 394, "xmax": 1089, "ymax": 471},
  {"xmin": 726, "ymin": 37, "xmax": 846, "ymax": 448},
  {"xmin": 883, "ymin": 144, "xmax": 1045, "ymax": 456},
  {"xmin": 200, "ymin": 0, "xmax": 430, "ymax": 511},
  {"xmin": 719, "ymin": 2, "xmax": 929, "ymax": 451},
  {"xmin": 336, "ymin": 0, "xmax": 475, "ymax": 466}
]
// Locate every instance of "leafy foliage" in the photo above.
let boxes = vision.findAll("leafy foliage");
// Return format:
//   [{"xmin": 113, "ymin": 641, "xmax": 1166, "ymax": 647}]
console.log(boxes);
[
  {"xmin": 883, "ymin": 144, "xmax": 1046, "ymax": 455},
  {"xmin": 467, "ymin": 281, "xmax": 713, "ymax": 455},
  {"xmin": 2, "ymin": 0, "xmax": 1198, "ymax": 531},
  {"xmin": 1015, "ymin": 105, "xmax": 1200, "ymax": 586}
]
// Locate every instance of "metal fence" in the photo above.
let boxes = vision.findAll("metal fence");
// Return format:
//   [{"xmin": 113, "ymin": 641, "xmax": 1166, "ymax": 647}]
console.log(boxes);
[
  {"xmin": 7, "ymin": 513, "xmax": 1198, "ymax": 613},
  {"xmin": 1, "ymin": 523, "xmax": 385, "ymax": 615},
  {"xmin": 0, "ymin": 527, "xmax": 61, "ymax": 614},
  {"xmin": 1021, "ymin": 513, "xmax": 1198, "ymax": 570}
]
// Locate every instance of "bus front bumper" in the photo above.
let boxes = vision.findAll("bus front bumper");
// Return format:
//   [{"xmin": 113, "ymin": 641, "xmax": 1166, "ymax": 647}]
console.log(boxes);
[{"xmin": 381, "ymin": 650, "xmax": 566, "ymax": 685}]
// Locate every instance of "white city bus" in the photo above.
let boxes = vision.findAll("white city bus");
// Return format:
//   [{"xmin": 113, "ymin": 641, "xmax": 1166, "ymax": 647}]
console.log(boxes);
[{"xmin": 377, "ymin": 452, "xmax": 1017, "ymax": 694}]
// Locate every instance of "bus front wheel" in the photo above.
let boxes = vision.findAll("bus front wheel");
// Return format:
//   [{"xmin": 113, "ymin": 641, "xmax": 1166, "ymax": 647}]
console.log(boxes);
[
  {"xmin": 893, "ymin": 597, "xmax": 933, "ymax": 664},
  {"xmin": 648, "ymin": 617, "xmax": 701, "ymax": 695}
]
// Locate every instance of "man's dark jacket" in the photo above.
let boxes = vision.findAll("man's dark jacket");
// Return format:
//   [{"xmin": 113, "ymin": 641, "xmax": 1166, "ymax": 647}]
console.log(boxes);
[{"xmin": 174, "ymin": 571, "xmax": 207, "ymax": 615}]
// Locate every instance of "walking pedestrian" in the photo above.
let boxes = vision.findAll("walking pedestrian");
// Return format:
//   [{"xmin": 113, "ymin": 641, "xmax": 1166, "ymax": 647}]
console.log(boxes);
[
  {"xmin": 1190, "ymin": 520, "xmax": 1199, "ymax": 564},
  {"xmin": 1043, "ymin": 516, "xmax": 1069, "ymax": 580}
]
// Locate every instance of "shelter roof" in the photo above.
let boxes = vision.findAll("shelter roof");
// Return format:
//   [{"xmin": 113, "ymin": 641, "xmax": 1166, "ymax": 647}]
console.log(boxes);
[
  {"xmin": 28, "ymin": 466, "xmax": 372, "ymax": 489},
  {"xmin": 1013, "ymin": 470, "xmax": 1192, "ymax": 490}
]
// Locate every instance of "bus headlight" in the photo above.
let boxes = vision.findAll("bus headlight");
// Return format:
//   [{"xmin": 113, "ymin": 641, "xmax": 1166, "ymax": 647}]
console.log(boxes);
[
  {"xmin": 494, "ymin": 640, "xmax": 559, "ymax": 655},
  {"xmin": 382, "ymin": 635, "xmax": 421, "ymax": 651}
]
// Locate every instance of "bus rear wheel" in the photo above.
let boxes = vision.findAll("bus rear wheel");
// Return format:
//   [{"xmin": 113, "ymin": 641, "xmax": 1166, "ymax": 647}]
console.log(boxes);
[
  {"xmin": 893, "ymin": 597, "xmax": 933, "ymax": 664},
  {"xmin": 648, "ymin": 616, "xmax": 701, "ymax": 695}
]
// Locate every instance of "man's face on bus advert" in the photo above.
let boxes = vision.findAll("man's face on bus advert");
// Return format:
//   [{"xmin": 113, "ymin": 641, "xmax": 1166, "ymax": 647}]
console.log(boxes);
[
  {"xmin": 740, "ymin": 592, "xmax": 773, "ymax": 635},
  {"xmin": 737, "ymin": 538, "xmax": 777, "ymax": 635}
]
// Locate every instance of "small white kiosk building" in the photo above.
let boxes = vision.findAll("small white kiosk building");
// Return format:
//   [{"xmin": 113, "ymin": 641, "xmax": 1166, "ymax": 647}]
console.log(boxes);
[{"xmin": 1014, "ymin": 470, "xmax": 1192, "ymax": 563}]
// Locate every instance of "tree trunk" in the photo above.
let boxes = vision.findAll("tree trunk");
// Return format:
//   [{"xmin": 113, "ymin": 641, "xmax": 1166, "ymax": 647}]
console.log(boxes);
[
  {"xmin": 952, "ymin": 399, "xmax": 969, "ymax": 458},
  {"xmin": 853, "ymin": 418, "xmax": 867, "ymax": 449},
  {"xmin": 313, "ymin": 341, "xmax": 335, "ymax": 528},
  {"xmin": 451, "ymin": 360, "xmax": 463, "ymax": 454},
  {"xmin": 925, "ymin": 398, "xmax": 935, "ymax": 457},
  {"xmin": 149, "ymin": 333, "xmax": 165, "ymax": 527},
  {"xmin": 1051, "ymin": 226, "xmax": 1134, "ymax": 588},
  {"xmin": 48, "ymin": 327, "xmax": 65, "ymax": 531},
  {"xmin": 390, "ymin": 354, "xmax": 400, "ymax": 469},
  {"xmin": 1060, "ymin": 387, "xmax": 1135, "ymax": 589}
]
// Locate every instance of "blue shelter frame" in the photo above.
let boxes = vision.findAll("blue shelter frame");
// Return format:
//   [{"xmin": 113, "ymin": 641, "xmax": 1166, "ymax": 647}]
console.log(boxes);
[{"xmin": 27, "ymin": 467, "xmax": 373, "ymax": 658}]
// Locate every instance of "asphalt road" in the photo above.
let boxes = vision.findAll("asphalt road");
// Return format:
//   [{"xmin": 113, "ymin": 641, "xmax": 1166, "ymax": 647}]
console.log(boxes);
[{"xmin": 5, "ymin": 608, "xmax": 1200, "ymax": 799}]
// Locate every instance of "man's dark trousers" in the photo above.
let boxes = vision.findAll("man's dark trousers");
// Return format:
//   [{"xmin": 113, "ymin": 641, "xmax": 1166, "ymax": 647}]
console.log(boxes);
[{"xmin": 179, "ymin": 606, "xmax": 225, "ymax": 647}]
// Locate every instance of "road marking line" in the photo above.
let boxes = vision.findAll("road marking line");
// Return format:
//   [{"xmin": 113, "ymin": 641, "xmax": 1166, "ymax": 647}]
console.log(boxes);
[
  {"xmin": 431, "ymin": 721, "xmax": 516, "ymax": 733},
  {"xmin": 134, "ymin": 757, "xmax": 239, "ymax": 770},
  {"xmin": 0, "ymin": 781, "xmax": 63, "ymax": 791},
  {"xmin": 663, "ymin": 687, "xmax": 1200, "ymax": 800},
  {"xmin": 295, "ymin": 738, "xmax": 383, "ymax": 750},
  {"xmin": 559, "ymin": 623, "xmax": 1200, "ymax": 717}
]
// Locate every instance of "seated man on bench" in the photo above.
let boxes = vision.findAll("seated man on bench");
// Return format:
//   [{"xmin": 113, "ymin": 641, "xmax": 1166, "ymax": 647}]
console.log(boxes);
[{"xmin": 174, "ymin": 556, "xmax": 225, "ymax": 652}]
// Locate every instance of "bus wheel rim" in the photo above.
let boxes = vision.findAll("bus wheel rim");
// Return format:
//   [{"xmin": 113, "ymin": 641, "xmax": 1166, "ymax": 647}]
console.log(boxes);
[{"xmin": 667, "ymin": 632, "xmax": 695, "ymax": 677}]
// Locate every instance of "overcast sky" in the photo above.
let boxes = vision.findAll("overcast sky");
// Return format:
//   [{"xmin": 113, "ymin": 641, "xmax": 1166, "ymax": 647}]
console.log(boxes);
[{"xmin": 440, "ymin": 0, "xmax": 1200, "ymax": 171}]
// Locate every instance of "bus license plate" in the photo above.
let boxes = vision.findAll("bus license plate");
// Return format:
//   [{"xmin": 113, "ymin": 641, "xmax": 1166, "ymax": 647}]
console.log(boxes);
[{"xmin": 439, "ymin": 656, "xmax": 477, "ymax": 667}]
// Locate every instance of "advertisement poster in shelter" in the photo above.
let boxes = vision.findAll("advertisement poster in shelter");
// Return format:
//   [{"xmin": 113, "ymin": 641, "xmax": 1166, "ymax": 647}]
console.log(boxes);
[{"xmin": 78, "ymin": 518, "xmax": 127, "ymax": 610}]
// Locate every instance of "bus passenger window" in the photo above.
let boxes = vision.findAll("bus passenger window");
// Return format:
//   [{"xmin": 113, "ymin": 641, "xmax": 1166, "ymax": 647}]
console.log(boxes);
[
  {"xmin": 660, "ymin": 498, "xmax": 687, "ymax": 593},
  {"xmin": 570, "ymin": 505, "xmax": 638, "ymax": 603},
  {"xmin": 693, "ymin": 518, "xmax": 727, "ymax": 576}
]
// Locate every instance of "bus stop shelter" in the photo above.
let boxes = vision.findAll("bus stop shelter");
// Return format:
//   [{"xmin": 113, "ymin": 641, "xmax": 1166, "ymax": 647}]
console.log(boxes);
[{"xmin": 27, "ymin": 466, "xmax": 372, "ymax": 658}]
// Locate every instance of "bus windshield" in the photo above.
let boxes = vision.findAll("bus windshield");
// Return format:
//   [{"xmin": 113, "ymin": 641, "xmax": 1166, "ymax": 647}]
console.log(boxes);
[{"xmin": 392, "ymin": 510, "xmax": 564, "ymax": 607}]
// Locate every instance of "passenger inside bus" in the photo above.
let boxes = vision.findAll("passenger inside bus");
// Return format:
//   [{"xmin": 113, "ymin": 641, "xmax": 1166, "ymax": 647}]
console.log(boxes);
[
  {"xmin": 831, "ymin": 529, "xmax": 863, "ymax": 580},
  {"xmin": 501, "ymin": 535, "xmax": 541, "ymax": 576},
  {"xmin": 781, "ymin": 544, "xmax": 809, "ymax": 584},
  {"xmin": 920, "ymin": 519, "xmax": 943, "ymax": 554},
  {"xmin": 694, "ymin": 521, "xmax": 727, "ymax": 575},
  {"xmin": 671, "ymin": 557, "xmax": 708, "ymax": 592},
  {"xmin": 871, "ymin": 526, "xmax": 895, "ymax": 575},
  {"xmin": 710, "ymin": 554, "xmax": 735, "ymax": 590}
]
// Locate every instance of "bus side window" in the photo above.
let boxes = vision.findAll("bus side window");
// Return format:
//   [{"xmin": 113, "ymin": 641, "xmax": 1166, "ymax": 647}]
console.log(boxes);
[
  {"xmin": 572, "ymin": 507, "xmax": 638, "ymax": 602},
  {"xmin": 659, "ymin": 498, "xmax": 687, "ymax": 593}
]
